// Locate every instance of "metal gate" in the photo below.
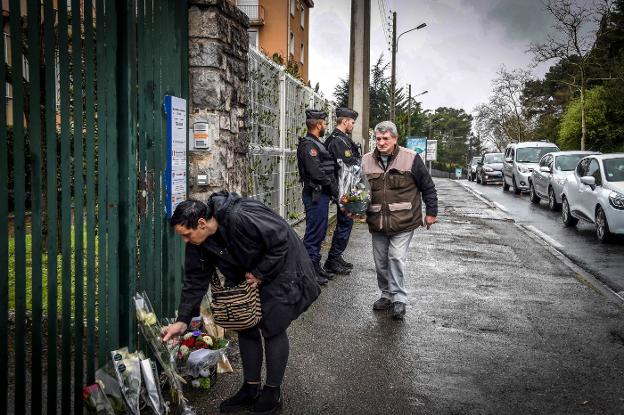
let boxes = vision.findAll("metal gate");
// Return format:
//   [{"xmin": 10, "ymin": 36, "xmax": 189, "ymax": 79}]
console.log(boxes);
[{"xmin": 0, "ymin": 1, "xmax": 188, "ymax": 413}]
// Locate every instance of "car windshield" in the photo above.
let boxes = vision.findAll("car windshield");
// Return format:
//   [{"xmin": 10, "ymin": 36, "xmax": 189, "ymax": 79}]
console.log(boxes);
[
  {"xmin": 555, "ymin": 154, "xmax": 586, "ymax": 171},
  {"xmin": 516, "ymin": 147, "xmax": 559, "ymax": 163},
  {"xmin": 484, "ymin": 154, "xmax": 503, "ymax": 163},
  {"xmin": 603, "ymin": 158, "xmax": 624, "ymax": 182}
]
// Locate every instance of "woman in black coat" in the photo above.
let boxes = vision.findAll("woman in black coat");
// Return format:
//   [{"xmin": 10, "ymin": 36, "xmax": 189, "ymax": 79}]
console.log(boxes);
[{"xmin": 161, "ymin": 191, "xmax": 320, "ymax": 415}]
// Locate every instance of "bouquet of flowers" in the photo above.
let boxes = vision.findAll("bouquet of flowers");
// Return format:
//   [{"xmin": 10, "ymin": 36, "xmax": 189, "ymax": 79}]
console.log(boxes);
[
  {"xmin": 177, "ymin": 330, "xmax": 229, "ymax": 390},
  {"xmin": 133, "ymin": 292, "xmax": 194, "ymax": 414},
  {"xmin": 110, "ymin": 348, "xmax": 142, "ymax": 415},
  {"xmin": 138, "ymin": 352, "xmax": 169, "ymax": 415},
  {"xmin": 200, "ymin": 293, "xmax": 233, "ymax": 374},
  {"xmin": 83, "ymin": 382, "xmax": 115, "ymax": 415},
  {"xmin": 337, "ymin": 160, "xmax": 371, "ymax": 215}
]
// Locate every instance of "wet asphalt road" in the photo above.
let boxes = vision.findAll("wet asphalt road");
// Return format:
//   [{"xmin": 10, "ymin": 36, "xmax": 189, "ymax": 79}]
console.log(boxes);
[
  {"xmin": 189, "ymin": 179, "xmax": 624, "ymax": 414},
  {"xmin": 461, "ymin": 179, "xmax": 624, "ymax": 294}
]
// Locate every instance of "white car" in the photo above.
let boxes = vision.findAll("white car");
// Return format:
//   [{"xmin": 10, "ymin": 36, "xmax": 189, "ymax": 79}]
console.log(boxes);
[
  {"xmin": 503, "ymin": 141, "xmax": 560, "ymax": 194},
  {"xmin": 560, "ymin": 153, "xmax": 624, "ymax": 242}
]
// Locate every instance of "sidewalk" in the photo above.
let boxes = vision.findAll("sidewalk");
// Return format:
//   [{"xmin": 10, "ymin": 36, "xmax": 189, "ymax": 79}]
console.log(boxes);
[{"xmin": 190, "ymin": 178, "xmax": 624, "ymax": 414}]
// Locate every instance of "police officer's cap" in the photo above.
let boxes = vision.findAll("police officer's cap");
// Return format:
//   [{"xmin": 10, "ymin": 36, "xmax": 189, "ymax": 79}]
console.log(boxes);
[
  {"xmin": 305, "ymin": 109, "xmax": 327, "ymax": 120},
  {"xmin": 336, "ymin": 107, "xmax": 358, "ymax": 120}
]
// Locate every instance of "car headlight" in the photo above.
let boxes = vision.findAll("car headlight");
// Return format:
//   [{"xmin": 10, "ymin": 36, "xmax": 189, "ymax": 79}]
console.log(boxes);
[
  {"xmin": 609, "ymin": 191, "xmax": 624, "ymax": 210},
  {"xmin": 517, "ymin": 165, "xmax": 529, "ymax": 173},
  {"xmin": 484, "ymin": 166, "xmax": 493, "ymax": 172}
]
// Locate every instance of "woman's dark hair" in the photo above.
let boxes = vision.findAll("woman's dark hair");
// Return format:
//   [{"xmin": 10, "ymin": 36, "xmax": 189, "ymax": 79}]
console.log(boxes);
[{"xmin": 170, "ymin": 199, "xmax": 213, "ymax": 229}]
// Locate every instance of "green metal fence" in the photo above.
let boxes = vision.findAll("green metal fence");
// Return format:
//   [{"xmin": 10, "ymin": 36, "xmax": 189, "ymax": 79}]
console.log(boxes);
[{"xmin": 0, "ymin": 1, "xmax": 188, "ymax": 413}]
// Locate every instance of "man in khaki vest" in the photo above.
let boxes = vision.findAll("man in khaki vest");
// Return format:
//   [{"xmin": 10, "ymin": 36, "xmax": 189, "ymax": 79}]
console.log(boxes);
[{"xmin": 361, "ymin": 121, "xmax": 438, "ymax": 319}]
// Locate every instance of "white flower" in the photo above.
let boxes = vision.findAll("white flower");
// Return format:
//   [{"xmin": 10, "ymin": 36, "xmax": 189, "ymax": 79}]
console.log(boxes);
[
  {"xmin": 202, "ymin": 336, "xmax": 213, "ymax": 346},
  {"xmin": 183, "ymin": 332, "xmax": 194, "ymax": 340},
  {"xmin": 191, "ymin": 379, "xmax": 201, "ymax": 388}
]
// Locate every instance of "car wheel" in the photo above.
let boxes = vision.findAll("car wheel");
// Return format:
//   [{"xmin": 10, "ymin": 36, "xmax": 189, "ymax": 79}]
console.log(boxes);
[
  {"xmin": 503, "ymin": 177, "xmax": 510, "ymax": 191},
  {"xmin": 513, "ymin": 175, "xmax": 521, "ymax": 195},
  {"xmin": 529, "ymin": 183, "xmax": 540, "ymax": 204},
  {"xmin": 596, "ymin": 206, "xmax": 612, "ymax": 243},
  {"xmin": 548, "ymin": 187, "xmax": 561, "ymax": 211},
  {"xmin": 562, "ymin": 197, "xmax": 578, "ymax": 227}
]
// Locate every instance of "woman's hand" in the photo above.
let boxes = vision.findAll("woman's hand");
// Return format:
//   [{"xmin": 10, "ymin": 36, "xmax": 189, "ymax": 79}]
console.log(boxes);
[
  {"xmin": 245, "ymin": 272, "xmax": 262, "ymax": 288},
  {"xmin": 161, "ymin": 321, "xmax": 188, "ymax": 342}
]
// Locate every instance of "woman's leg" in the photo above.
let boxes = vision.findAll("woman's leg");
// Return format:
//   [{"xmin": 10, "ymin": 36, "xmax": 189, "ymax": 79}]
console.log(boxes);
[
  {"xmin": 238, "ymin": 326, "xmax": 264, "ymax": 383},
  {"xmin": 263, "ymin": 329, "xmax": 289, "ymax": 386}
]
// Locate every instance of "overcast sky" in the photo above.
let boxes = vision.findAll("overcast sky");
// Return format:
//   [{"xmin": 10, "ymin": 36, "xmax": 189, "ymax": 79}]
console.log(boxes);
[{"xmin": 309, "ymin": 0, "xmax": 559, "ymax": 114}]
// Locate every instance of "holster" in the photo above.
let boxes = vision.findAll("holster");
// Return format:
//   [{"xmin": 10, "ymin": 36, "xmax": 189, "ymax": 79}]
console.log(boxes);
[{"xmin": 312, "ymin": 184, "xmax": 322, "ymax": 203}]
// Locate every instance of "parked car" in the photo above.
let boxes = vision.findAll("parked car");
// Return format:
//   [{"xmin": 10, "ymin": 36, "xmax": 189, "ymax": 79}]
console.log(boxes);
[
  {"xmin": 468, "ymin": 156, "xmax": 481, "ymax": 181},
  {"xmin": 560, "ymin": 153, "xmax": 624, "ymax": 243},
  {"xmin": 529, "ymin": 151, "xmax": 600, "ymax": 210},
  {"xmin": 503, "ymin": 141, "xmax": 560, "ymax": 194},
  {"xmin": 476, "ymin": 152, "xmax": 504, "ymax": 185}
]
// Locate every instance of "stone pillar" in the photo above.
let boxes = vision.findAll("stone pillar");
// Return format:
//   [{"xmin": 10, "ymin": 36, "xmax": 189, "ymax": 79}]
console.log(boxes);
[
  {"xmin": 188, "ymin": 0, "xmax": 250, "ymax": 201},
  {"xmin": 348, "ymin": 0, "xmax": 371, "ymax": 153}
]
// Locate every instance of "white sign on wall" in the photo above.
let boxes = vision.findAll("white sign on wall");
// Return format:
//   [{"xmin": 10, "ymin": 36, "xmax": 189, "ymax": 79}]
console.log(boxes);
[
  {"xmin": 164, "ymin": 95, "xmax": 187, "ymax": 217},
  {"xmin": 426, "ymin": 140, "xmax": 438, "ymax": 162}
]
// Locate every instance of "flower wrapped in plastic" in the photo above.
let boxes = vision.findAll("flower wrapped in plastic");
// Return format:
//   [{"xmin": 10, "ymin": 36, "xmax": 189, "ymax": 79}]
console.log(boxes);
[
  {"xmin": 110, "ymin": 348, "xmax": 141, "ymax": 415},
  {"xmin": 177, "ymin": 330, "xmax": 230, "ymax": 390},
  {"xmin": 83, "ymin": 382, "xmax": 115, "ymax": 415},
  {"xmin": 337, "ymin": 159, "xmax": 371, "ymax": 215},
  {"xmin": 133, "ymin": 292, "xmax": 194, "ymax": 414}
]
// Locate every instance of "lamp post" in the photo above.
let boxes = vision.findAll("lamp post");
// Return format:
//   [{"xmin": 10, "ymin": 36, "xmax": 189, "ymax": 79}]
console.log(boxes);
[
  {"xmin": 406, "ymin": 86, "xmax": 428, "ymax": 136},
  {"xmin": 390, "ymin": 15, "xmax": 426, "ymax": 122}
]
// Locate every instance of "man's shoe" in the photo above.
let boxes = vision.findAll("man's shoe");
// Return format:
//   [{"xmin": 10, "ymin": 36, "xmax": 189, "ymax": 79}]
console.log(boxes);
[
  {"xmin": 324, "ymin": 257, "xmax": 351, "ymax": 275},
  {"xmin": 313, "ymin": 261, "xmax": 334, "ymax": 281},
  {"xmin": 220, "ymin": 382, "xmax": 261, "ymax": 413},
  {"xmin": 392, "ymin": 302, "xmax": 406, "ymax": 320},
  {"xmin": 316, "ymin": 275, "xmax": 328, "ymax": 286},
  {"xmin": 372, "ymin": 297, "xmax": 392, "ymax": 310},
  {"xmin": 337, "ymin": 255, "xmax": 354, "ymax": 269},
  {"xmin": 251, "ymin": 385, "xmax": 282, "ymax": 415}
]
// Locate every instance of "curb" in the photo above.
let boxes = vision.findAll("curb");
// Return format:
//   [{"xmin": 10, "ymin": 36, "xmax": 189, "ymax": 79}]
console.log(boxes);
[{"xmin": 456, "ymin": 180, "xmax": 624, "ymax": 306}]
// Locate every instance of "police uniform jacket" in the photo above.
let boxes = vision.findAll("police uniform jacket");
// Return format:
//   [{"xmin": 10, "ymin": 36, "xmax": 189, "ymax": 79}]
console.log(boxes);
[
  {"xmin": 176, "ymin": 192, "xmax": 321, "ymax": 337},
  {"xmin": 297, "ymin": 133, "xmax": 339, "ymax": 198},
  {"xmin": 325, "ymin": 128, "xmax": 361, "ymax": 172}
]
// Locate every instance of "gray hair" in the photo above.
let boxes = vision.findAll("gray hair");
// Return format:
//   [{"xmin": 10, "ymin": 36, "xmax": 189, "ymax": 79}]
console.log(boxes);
[{"xmin": 374, "ymin": 121, "xmax": 398, "ymax": 137}]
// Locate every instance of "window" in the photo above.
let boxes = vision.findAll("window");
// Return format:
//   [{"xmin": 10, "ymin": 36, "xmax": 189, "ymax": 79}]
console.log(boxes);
[
  {"xmin": 289, "ymin": 32, "xmax": 294, "ymax": 55},
  {"xmin": 587, "ymin": 159, "xmax": 602, "ymax": 185},
  {"xmin": 248, "ymin": 29, "xmax": 258, "ymax": 48},
  {"xmin": 290, "ymin": 0, "xmax": 295, "ymax": 16},
  {"xmin": 300, "ymin": 42, "xmax": 304, "ymax": 64},
  {"xmin": 300, "ymin": 6, "xmax": 305, "ymax": 28},
  {"xmin": 577, "ymin": 158, "xmax": 589, "ymax": 177}
]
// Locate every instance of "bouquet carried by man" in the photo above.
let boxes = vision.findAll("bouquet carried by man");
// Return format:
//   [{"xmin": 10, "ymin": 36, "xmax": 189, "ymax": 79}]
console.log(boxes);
[{"xmin": 337, "ymin": 159, "xmax": 370, "ymax": 216}]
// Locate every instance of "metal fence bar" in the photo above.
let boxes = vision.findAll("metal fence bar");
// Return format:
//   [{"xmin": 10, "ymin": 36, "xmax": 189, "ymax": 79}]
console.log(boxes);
[
  {"xmin": 278, "ymin": 72, "xmax": 287, "ymax": 218},
  {"xmin": 57, "ymin": 1, "xmax": 73, "ymax": 411},
  {"xmin": 95, "ymin": 0, "xmax": 110, "ymax": 367},
  {"xmin": 27, "ymin": 1, "xmax": 43, "ymax": 412},
  {"xmin": 153, "ymin": 0, "xmax": 164, "ymax": 317},
  {"xmin": 43, "ymin": 1, "xmax": 59, "ymax": 411},
  {"xmin": 84, "ymin": 0, "xmax": 97, "ymax": 384},
  {"xmin": 0, "ymin": 11, "xmax": 7, "ymax": 415},
  {"xmin": 71, "ymin": 1, "xmax": 85, "ymax": 410},
  {"xmin": 9, "ymin": 0, "xmax": 27, "ymax": 413}
]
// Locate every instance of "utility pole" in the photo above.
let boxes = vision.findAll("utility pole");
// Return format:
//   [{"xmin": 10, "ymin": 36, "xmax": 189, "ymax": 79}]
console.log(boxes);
[
  {"xmin": 390, "ymin": 11, "xmax": 397, "ymax": 123},
  {"xmin": 348, "ymin": 0, "xmax": 371, "ymax": 152},
  {"xmin": 407, "ymin": 84, "xmax": 411, "ymax": 136}
]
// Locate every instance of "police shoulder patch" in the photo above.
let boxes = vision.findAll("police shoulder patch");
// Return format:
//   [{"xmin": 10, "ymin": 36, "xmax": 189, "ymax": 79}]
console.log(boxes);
[
  {"xmin": 310, "ymin": 147, "xmax": 318, "ymax": 156},
  {"xmin": 344, "ymin": 150, "xmax": 352, "ymax": 157}
]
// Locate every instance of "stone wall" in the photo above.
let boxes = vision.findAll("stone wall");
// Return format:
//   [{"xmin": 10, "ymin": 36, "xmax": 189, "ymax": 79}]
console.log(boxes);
[{"xmin": 188, "ymin": 0, "xmax": 250, "ymax": 201}]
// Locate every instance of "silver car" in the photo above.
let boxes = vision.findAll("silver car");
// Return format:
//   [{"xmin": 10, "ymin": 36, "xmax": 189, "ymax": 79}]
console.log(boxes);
[
  {"xmin": 476, "ymin": 152, "xmax": 504, "ymax": 184},
  {"xmin": 561, "ymin": 153, "xmax": 624, "ymax": 243},
  {"xmin": 529, "ymin": 151, "xmax": 600, "ymax": 210},
  {"xmin": 503, "ymin": 141, "xmax": 560, "ymax": 194}
]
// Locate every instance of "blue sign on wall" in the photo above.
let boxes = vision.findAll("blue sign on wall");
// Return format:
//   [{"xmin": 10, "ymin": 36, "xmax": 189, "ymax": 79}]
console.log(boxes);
[{"xmin": 406, "ymin": 137, "xmax": 427, "ymax": 155}]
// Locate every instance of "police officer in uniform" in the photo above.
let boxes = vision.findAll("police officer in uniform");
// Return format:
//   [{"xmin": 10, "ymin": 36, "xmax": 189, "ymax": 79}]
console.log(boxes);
[
  {"xmin": 324, "ymin": 107, "xmax": 361, "ymax": 275},
  {"xmin": 297, "ymin": 109, "xmax": 338, "ymax": 285}
]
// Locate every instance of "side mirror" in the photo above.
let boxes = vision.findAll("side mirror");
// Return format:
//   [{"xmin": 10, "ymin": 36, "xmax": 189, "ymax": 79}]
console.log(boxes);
[
  {"xmin": 505, "ymin": 157, "xmax": 512, "ymax": 163},
  {"xmin": 580, "ymin": 176, "xmax": 596, "ymax": 189},
  {"xmin": 539, "ymin": 166, "xmax": 551, "ymax": 173}
]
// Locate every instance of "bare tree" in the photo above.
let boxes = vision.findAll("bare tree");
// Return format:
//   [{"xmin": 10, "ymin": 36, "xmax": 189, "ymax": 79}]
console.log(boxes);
[{"xmin": 529, "ymin": 0, "xmax": 614, "ymax": 150}]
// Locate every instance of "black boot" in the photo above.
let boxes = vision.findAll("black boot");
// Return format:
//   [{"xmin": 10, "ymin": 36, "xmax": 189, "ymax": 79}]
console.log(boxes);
[
  {"xmin": 324, "ymin": 257, "xmax": 351, "ymax": 275},
  {"xmin": 337, "ymin": 255, "xmax": 353, "ymax": 269},
  {"xmin": 220, "ymin": 382, "xmax": 261, "ymax": 413},
  {"xmin": 251, "ymin": 385, "xmax": 282, "ymax": 415},
  {"xmin": 313, "ymin": 261, "xmax": 333, "ymax": 282}
]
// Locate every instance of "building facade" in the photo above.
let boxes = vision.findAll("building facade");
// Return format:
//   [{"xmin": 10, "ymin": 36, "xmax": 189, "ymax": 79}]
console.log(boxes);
[{"xmin": 236, "ymin": 0, "xmax": 313, "ymax": 82}]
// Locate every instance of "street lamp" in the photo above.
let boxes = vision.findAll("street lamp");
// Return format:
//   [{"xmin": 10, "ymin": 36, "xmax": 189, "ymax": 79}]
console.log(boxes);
[
  {"xmin": 407, "ymin": 86, "xmax": 428, "ymax": 136},
  {"xmin": 390, "ymin": 14, "xmax": 427, "ymax": 122}
]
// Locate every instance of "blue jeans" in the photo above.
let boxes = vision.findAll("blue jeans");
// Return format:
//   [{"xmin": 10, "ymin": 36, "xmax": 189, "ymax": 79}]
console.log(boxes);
[
  {"xmin": 302, "ymin": 192, "xmax": 330, "ymax": 264},
  {"xmin": 328, "ymin": 207, "xmax": 353, "ymax": 260}
]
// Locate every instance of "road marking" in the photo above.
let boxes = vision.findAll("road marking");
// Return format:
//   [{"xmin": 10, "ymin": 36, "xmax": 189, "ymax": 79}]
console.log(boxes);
[
  {"xmin": 525, "ymin": 225, "xmax": 565, "ymax": 249},
  {"xmin": 518, "ymin": 224, "xmax": 624, "ymax": 305}
]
